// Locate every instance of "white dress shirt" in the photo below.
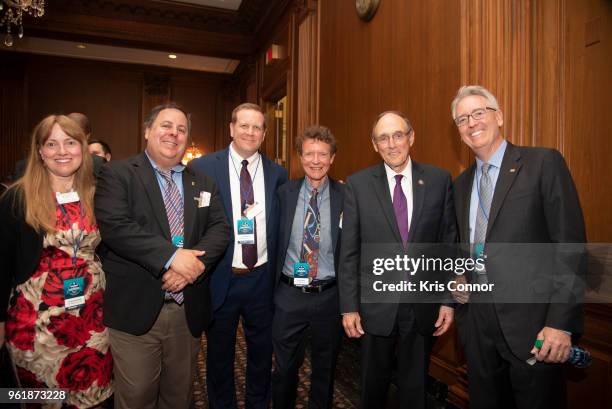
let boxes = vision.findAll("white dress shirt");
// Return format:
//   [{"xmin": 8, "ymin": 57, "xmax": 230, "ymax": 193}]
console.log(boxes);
[
  {"xmin": 228, "ymin": 143, "xmax": 268, "ymax": 268},
  {"xmin": 383, "ymin": 158, "xmax": 414, "ymax": 233}
]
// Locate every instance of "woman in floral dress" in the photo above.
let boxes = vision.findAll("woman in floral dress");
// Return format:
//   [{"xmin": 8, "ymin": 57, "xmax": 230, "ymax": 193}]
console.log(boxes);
[{"xmin": 0, "ymin": 115, "xmax": 112, "ymax": 408}]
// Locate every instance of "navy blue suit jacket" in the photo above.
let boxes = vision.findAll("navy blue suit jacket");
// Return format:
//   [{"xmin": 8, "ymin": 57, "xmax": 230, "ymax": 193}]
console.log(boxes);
[
  {"xmin": 190, "ymin": 148, "xmax": 288, "ymax": 310},
  {"xmin": 275, "ymin": 177, "xmax": 345, "ymax": 286}
]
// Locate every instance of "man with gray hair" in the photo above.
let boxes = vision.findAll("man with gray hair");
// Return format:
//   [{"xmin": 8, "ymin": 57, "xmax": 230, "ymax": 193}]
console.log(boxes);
[{"xmin": 451, "ymin": 85, "xmax": 585, "ymax": 408}]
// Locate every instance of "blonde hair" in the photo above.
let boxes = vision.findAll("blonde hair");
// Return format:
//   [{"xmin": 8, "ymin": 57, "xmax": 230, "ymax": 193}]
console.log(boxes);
[{"xmin": 13, "ymin": 115, "xmax": 95, "ymax": 233}]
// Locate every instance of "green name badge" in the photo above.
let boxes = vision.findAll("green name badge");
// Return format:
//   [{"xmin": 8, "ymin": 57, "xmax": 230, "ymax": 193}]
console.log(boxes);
[{"xmin": 293, "ymin": 262, "xmax": 311, "ymax": 287}]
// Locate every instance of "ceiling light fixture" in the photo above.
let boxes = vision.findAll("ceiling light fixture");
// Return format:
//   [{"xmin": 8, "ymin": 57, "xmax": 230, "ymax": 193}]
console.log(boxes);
[
  {"xmin": 0, "ymin": 0, "xmax": 45, "ymax": 47},
  {"xmin": 76, "ymin": 44, "xmax": 86, "ymax": 49},
  {"xmin": 168, "ymin": 54, "xmax": 177, "ymax": 59}
]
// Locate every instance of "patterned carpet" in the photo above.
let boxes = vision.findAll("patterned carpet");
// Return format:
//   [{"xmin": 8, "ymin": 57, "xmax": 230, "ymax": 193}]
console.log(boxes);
[{"xmin": 192, "ymin": 321, "xmax": 357, "ymax": 408}]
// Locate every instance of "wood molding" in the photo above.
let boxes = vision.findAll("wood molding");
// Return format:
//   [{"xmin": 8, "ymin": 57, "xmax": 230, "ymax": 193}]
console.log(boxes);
[{"xmin": 459, "ymin": 0, "xmax": 533, "ymax": 147}]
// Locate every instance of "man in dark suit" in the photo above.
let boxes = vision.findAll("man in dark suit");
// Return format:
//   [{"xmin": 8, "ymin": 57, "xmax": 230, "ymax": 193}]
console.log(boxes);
[
  {"xmin": 339, "ymin": 111, "xmax": 456, "ymax": 409},
  {"xmin": 272, "ymin": 125, "xmax": 344, "ymax": 409},
  {"xmin": 451, "ymin": 85, "xmax": 586, "ymax": 409},
  {"xmin": 95, "ymin": 103, "xmax": 230, "ymax": 409},
  {"xmin": 190, "ymin": 103, "xmax": 288, "ymax": 408}
]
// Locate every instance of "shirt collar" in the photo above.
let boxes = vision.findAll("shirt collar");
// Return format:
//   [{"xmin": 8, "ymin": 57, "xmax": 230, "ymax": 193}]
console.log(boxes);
[
  {"xmin": 144, "ymin": 150, "xmax": 185, "ymax": 174},
  {"xmin": 304, "ymin": 176, "xmax": 329, "ymax": 195},
  {"xmin": 229, "ymin": 142, "xmax": 260, "ymax": 165},
  {"xmin": 475, "ymin": 139, "xmax": 507, "ymax": 171},
  {"xmin": 383, "ymin": 157, "xmax": 412, "ymax": 182}
]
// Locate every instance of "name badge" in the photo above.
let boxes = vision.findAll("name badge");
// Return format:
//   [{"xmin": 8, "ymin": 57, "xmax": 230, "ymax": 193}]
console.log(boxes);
[
  {"xmin": 56, "ymin": 191, "xmax": 80, "ymax": 204},
  {"xmin": 473, "ymin": 243, "xmax": 486, "ymax": 274},
  {"xmin": 236, "ymin": 219, "xmax": 255, "ymax": 244},
  {"xmin": 172, "ymin": 235, "xmax": 184, "ymax": 248},
  {"xmin": 244, "ymin": 202, "xmax": 264, "ymax": 220},
  {"xmin": 195, "ymin": 191, "xmax": 211, "ymax": 208},
  {"xmin": 64, "ymin": 277, "xmax": 85, "ymax": 310},
  {"xmin": 293, "ymin": 262, "xmax": 311, "ymax": 287}
]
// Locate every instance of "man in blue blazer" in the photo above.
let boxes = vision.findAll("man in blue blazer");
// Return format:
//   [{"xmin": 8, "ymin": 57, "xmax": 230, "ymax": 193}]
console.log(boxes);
[
  {"xmin": 190, "ymin": 103, "xmax": 288, "ymax": 409},
  {"xmin": 272, "ymin": 125, "xmax": 344, "ymax": 409}
]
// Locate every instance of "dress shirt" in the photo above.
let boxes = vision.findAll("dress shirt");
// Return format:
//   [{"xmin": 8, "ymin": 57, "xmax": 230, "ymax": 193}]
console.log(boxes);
[
  {"xmin": 228, "ymin": 143, "xmax": 268, "ymax": 268},
  {"xmin": 282, "ymin": 177, "xmax": 334, "ymax": 281},
  {"xmin": 145, "ymin": 150, "xmax": 185, "ymax": 269},
  {"xmin": 469, "ymin": 139, "xmax": 507, "ymax": 243},
  {"xmin": 383, "ymin": 158, "xmax": 414, "ymax": 234}
]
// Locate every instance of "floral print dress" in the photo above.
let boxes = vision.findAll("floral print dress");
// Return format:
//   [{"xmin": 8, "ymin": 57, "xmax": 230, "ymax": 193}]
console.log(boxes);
[{"xmin": 5, "ymin": 201, "xmax": 113, "ymax": 408}]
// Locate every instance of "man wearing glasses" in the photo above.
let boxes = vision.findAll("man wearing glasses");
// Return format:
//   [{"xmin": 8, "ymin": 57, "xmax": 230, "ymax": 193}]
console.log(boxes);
[
  {"xmin": 338, "ymin": 111, "xmax": 457, "ymax": 409},
  {"xmin": 451, "ymin": 85, "xmax": 585, "ymax": 408}
]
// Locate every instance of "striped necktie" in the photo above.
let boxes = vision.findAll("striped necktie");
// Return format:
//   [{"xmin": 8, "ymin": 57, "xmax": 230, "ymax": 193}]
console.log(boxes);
[{"xmin": 157, "ymin": 169, "xmax": 184, "ymax": 304}]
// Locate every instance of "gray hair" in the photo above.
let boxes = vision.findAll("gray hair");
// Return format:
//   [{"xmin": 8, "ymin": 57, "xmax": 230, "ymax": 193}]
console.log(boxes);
[{"xmin": 450, "ymin": 85, "xmax": 500, "ymax": 119}]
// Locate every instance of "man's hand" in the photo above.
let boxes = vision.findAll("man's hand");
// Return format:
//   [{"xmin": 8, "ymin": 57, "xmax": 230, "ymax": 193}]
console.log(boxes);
[
  {"xmin": 0, "ymin": 322, "xmax": 4, "ymax": 348},
  {"xmin": 433, "ymin": 305, "xmax": 454, "ymax": 336},
  {"xmin": 342, "ymin": 312, "xmax": 365, "ymax": 338},
  {"xmin": 162, "ymin": 269, "xmax": 189, "ymax": 292},
  {"xmin": 170, "ymin": 249, "xmax": 206, "ymax": 283},
  {"xmin": 451, "ymin": 274, "xmax": 470, "ymax": 304},
  {"xmin": 530, "ymin": 327, "xmax": 571, "ymax": 363}
]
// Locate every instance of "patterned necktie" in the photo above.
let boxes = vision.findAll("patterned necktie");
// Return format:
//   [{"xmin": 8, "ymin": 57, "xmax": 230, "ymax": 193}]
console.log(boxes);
[
  {"xmin": 240, "ymin": 160, "xmax": 257, "ymax": 269},
  {"xmin": 157, "ymin": 169, "xmax": 184, "ymax": 304},
  {"xmin": 473, "ymin": 163, "xmax": 493, "ymax": 247},
  {"xmin": 472, "ymin": 163, "xmax": 493, "ymax": 284},
  {"xmin": 301, "ymin": 188, "xmax": 320, "ymax": 279},
  {"xmin": 393, "ymin": 175, "xmax": 409, "ymax": 244}
]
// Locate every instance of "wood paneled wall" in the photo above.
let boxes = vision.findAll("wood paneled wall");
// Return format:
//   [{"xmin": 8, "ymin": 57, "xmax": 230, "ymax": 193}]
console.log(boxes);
[
  {"xmin": 314, "ymin": 0, "xmax": 612, "ymax": 407},
  {"xmin": 318, "ymin": 0, "xmax": 463, "ymax": 181},
  {"xmin": 0, "ymin": 52, "xmax": 235, "ymax": 179}
]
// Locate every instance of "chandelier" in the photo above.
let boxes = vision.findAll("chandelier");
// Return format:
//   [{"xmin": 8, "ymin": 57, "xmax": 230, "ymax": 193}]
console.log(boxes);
[
  {"xmin": 0, "ymin": 0, "xmax": 45, "ymax": 47},
  {"xmin": 181, "ymin": 143, "xmax": 203, "ymax": 165}
]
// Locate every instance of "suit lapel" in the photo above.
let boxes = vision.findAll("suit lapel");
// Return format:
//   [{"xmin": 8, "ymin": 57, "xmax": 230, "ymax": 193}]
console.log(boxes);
[
  {"xmin": 457, "ymin": 164, "xmax": 475, "ymax": 243},
  {"xmin": 408, "ymin": 161, "xmax": 425, "ymax": 241},
  {"xmin": 262, "ymin": 154, "xmax": 275, "ymax": 228},
  {"xmin": 182, "ymin": 168, "xmax": 197, "ymax": 246},
  {"xmin": 134, "ymin": 153, "xmax": 171, "ymax": 239},
  {"xmin": 214, "ymin": 149, "xmax": 233, "ymax": 222},
  {"xmin": 330, "ymin": 179, "xmax": 343, "ymax": 250},
  {"xmin": 487, "ymin": 143, "xmax": 522, "ymax": 237},
  {"xmin": 372, "ymin": 164, "xmax": 403, "ymax": 243},
  {"xmin": 283, "ymin": 179, "xmax": 302, "ymax": 252}
]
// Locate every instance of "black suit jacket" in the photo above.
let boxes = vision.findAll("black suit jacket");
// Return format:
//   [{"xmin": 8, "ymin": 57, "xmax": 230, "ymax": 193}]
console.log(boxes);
[
  {"xmin": 94, "ymin": 152, "xmax": 230, "ymax": 337},
  {"xmin": 453, "ymin": 142, "xmax": 586, "ymax": 360},
  {"xmin": 0, "ymin": 188, "xmax": 45, "ymax": 321},
  {"xmin": 275, "ymin": 178, "xmax": 344, "ymax": 285},
  {"xmin": 338, "ymin": 161, "xmax": 457, "ymax": 336}
]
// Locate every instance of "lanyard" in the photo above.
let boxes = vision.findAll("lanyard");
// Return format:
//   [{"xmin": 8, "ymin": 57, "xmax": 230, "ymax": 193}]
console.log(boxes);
[
  {"xmin": 229, "ymin": 150, "xmax": 261, "ymax": 214},
  {"xmin": 300, "ymin": 183, "xmax": 321, "ymax": 263},
  {"xmin": 58, "ymin": 201, "xmax": 85, "ymax": 268},
  {"xmin": 475, "ymin": 166, "xmax": 491, "ymax": 221}
]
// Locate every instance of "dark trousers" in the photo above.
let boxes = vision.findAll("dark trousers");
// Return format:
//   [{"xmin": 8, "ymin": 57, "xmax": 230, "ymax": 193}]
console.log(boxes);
[
  {"xmin": 463, "ymin": 302, "xmax": 566, "ymax": 409},
  {"xmin": 206, "ymin": 264, "xmax": 273, "ymax": 409},
  {"xmin": 272, "ymin": 281, "xmax": 342, "ymax": 409},
  {"xmin": 360, "ymin": 304, "xmax": 433, "ymax": 409}
]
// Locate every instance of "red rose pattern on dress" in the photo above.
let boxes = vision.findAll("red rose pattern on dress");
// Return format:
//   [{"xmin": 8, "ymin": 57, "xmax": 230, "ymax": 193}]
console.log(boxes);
[
  {"xmin": 80, "ymin": 290, "xmax": 105, "ymax": 333},
  {"xmin": 48, "ymin": 313, "xmax": 91, "ymax": 348},
  {"xmin": 56, "ymin": 347, "xmax": 111, "ymax": 391},
  {"xmin": 5, "ymin": 292, "xmax": 36, "ymax": 351},
  {"xmin": 6, "ymin": 201, "xmax": 112, "ymax": 409}
]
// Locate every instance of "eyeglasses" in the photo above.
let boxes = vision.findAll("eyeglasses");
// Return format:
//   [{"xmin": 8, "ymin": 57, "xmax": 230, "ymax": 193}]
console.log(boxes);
[
  {"xmin": 454, "ymin": 107, "xmax": 497, "ymax": 127},
  {"xmin": 373, "ymin": 130, "xmax": 412, "ymax": 145}
]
